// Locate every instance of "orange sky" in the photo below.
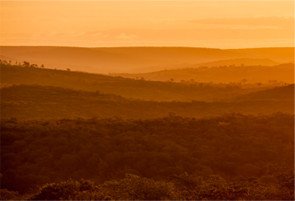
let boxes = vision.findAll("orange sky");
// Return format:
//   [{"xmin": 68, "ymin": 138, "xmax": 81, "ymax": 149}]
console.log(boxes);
[{"xmin": 0, "ymin": 0, "xmax": 294, "ymax": 48}]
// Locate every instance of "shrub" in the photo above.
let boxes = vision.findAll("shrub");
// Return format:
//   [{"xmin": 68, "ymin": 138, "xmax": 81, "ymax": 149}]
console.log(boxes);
[{"xmin": 30, "ymin": 179, "xmax": 96, "ymax": 200}]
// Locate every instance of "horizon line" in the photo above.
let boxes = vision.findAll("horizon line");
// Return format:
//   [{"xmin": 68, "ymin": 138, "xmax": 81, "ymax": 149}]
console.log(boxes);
[{"xmin": 1, "ymin": 45, "xmax": 294, "ymax": 50}]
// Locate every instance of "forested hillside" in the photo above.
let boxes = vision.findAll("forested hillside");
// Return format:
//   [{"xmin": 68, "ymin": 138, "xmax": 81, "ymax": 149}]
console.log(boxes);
[
  {"xmin": 1, "ymin": 0, "xmax": 294, "ymax": 199},
  {"xmin": 1, "ymin": 114, "xmax": 293, "ymax": 199},
  {"xmin": 1, "ymin": 85, "xmax": 293, "ymax": 120},
  {"xmin": 0, "ymin": 61, "xmax": 294, "ymax": 200}
]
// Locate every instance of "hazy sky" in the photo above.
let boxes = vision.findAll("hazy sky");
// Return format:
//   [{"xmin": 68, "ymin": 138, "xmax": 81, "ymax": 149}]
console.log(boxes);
[{"xmin": 0, "ymin": 0, "xmax": 294, "ymax": 48}]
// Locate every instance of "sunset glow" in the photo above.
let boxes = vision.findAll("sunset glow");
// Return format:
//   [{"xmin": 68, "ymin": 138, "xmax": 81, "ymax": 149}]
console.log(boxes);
[
  {"xmin": 0, "ymin": 0, "xmax": 294, "ymax": 48},
  {"xmin": 1, "ymin": 1, "xmax": 294, "ymax": 200}
]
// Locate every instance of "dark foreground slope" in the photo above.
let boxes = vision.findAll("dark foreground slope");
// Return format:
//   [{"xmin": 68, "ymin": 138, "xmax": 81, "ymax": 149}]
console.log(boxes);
[
  {"xmin": 0, "ymin": 63, "xmax": 267, "ymax": 101},
  {"xmin": 1, "ymin": 114, "xmax": 294, "ymax": 199},
  {"xmin": 1, "ymin": 85, "xmax": 293, "ymax": 120}
]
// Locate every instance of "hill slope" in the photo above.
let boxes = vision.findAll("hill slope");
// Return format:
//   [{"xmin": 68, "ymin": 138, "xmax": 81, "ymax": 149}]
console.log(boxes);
[
  {"xmin": 1, "ymin": 85, "xmax": 293, "ymax": 120},
  {"xmin": 0, "ymin": 46, "xmax": 293, "ymax": 73},
  {"xmin": 237, "ymin": 84, "xmax": 294, "ymax": 101},
  {"xmin": 1, "ymin": 64, "xmax": 266, "ymax": 101},
  {"xmin": 118, "ymin": 63, "xmax": 294, "ymax": 83}
]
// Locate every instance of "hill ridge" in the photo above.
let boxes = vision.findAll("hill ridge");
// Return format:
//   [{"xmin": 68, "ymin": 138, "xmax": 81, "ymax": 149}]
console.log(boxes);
[{"xmin": 0, "ymin": 46, "xmax": 293, "ymax": 74}]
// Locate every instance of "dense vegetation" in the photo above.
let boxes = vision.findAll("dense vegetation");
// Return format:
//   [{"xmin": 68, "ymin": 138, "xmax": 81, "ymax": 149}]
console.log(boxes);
[
  {"xmin": 1, "ymin": 114, "xmax": 294, "ymax": 199},
  {"xmin": 1, "ymin": 84, "xmax": 293, "ymax": 120},
  {"xmin": 0, "ymin": 61, "xmax": 294, "ymax": 200}
]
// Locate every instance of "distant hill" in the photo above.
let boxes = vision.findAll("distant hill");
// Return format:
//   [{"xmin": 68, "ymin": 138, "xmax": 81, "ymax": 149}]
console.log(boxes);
[
  {"xmin": 118, "ymin": 63, "xmax": 294, "ymax": 83},
  {"xmin": 0, "ymin": 46, "xmax": 293, "ymax": 74},
  {"xmin": 194, "ymin": 58, "xmax": 278, "ymax": 67},
  {"xmin": 140, "ymin": 58, "xmax": 278, "ymax": 71},
  {"xmin": 1, "ymin": 85, "xmax": 293, "ymax": 120},
  {"xmin": 1, "ymin": 63, "xmax": 268, "ymax": 102}
]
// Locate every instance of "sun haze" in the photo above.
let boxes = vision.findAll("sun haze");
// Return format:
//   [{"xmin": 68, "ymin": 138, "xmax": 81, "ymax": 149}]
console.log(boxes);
[{"xmin": 0, "ymin": 0, "xmax": 294, "ymax": 48}]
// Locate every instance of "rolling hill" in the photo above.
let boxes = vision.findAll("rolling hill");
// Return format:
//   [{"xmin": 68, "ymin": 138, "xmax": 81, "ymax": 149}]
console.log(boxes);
[
  {"xmin": 1, "ymin": 49, "xmax": 294, "ymax": 200},
  {"xmin": 1, "ymin": 62, "xmax": 293, "ymax": 120},
  {"xmin": 118, "ymin": 63, "xmax": 294, "ymax": 83},
  {"xmin": 1, "ymin": 63, "xmax": 268, "ymax": 102},
  {"xmin": 1, "ymin": 84, "xmax": 293, "ymax": 120},
  {"xmin": 0, "ymin": 46, "xmax": 293, "ymax": 74},
  {"xmin": 237, "ymin": 84, "xmax": 294, "ymax": 101}
]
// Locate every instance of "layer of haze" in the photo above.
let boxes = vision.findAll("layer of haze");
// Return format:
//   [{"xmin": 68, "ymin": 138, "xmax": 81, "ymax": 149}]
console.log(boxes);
[{"xmin": 0, "ymin": 0, "xmax": 294, "ymax": 48}]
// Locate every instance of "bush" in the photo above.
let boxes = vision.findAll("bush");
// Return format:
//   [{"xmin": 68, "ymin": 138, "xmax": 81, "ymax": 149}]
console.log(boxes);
[
  {"xmin": 0, "ymin": 189, "xmax": 19, "ymax": 200},
  {"xmin": 102, "ymin": 174, "xmax": 177, "ymax": 200},
  {"xmin": 30, "ymin": 175, "xmax": 177, "ymax": 200},
  {"xmin": 30, "ymin": 179, "xmax": 96, "ymax": 200}
]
